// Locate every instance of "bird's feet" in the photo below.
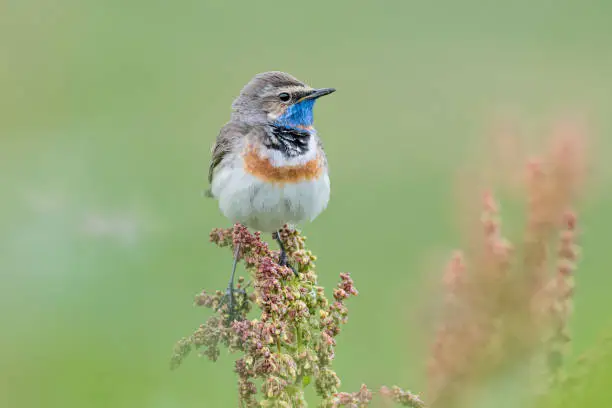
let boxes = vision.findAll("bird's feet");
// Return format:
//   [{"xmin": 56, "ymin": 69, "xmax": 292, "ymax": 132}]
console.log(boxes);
[
  {"xmin": 274, "ymin": 231, "xmax": 298, "ymax": 276},
  {"xmin": 216, "ymin": 284, "xmax": 247, "ymax": 323},
  {"xmin": 279, "ymin": 250, "xmax": 298, "ymax": 276}
]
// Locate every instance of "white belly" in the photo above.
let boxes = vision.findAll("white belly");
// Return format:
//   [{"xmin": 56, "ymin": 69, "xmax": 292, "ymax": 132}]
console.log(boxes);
[{"xmin": 211, "ymin": 165, "xmax": 331, "ymax": 233}]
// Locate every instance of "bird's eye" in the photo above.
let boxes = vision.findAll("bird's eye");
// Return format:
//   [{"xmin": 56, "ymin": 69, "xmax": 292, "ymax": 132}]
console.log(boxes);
[{"xmin": 278, "ymin": 92, "xmax": 291, "ymax": 102}]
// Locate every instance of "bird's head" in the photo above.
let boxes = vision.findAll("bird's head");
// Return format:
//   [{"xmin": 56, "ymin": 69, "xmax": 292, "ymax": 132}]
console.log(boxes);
[{"xmin": 231, "ymin": 71, "xmax": 335, "ymax": 130}]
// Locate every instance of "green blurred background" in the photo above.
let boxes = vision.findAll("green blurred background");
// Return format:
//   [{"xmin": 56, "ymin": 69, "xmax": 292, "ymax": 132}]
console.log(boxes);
[{"xmin": 2, "ymin": 1, "xmax": 612, "ymax": 407}]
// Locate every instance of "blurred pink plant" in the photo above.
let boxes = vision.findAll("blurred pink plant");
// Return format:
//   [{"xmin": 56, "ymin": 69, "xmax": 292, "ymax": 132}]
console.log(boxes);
[{"xmin": 426, "ymin": 122, "xmax": 587, "ymax": 407}]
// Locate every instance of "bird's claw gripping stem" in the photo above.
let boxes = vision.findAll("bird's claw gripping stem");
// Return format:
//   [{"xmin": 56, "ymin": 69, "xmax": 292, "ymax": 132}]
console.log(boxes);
[{"xmin": 274, "ymin": 231, "xmax": 298, "ymax": 276}]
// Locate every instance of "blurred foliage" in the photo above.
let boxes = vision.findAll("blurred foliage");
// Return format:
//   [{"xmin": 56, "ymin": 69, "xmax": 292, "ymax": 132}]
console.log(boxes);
[
  {"xmin": 538, "ymin": 327, "xmax": 612, "ymax": 408},
  {"xmin": 2, "ymin": 1, "xmax": 612, "ymax": 407}
]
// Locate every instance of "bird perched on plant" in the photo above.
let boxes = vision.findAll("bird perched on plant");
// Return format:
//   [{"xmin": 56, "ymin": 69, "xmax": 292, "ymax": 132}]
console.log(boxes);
[{"xmin": 206, "ymin": 71, "xmax": 335, "ymax": 314}]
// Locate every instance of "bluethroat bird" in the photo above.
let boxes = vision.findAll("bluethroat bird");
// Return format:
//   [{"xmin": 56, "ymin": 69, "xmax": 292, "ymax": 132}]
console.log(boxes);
[{"xmin": 206, "ymin": 71, "xmax": 335, "ymax": 316}]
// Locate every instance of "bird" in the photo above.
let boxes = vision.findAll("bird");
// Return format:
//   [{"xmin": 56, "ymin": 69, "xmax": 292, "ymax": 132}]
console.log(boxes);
[{"xmin": 206, "ymin": 71, "xmax": 335, "ymax": 316}]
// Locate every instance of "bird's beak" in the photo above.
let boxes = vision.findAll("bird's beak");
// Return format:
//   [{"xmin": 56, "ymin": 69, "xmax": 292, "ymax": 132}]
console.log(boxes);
[{"xmin": 299, "ymin": 88, "xmax": 336, "ymax": 102}]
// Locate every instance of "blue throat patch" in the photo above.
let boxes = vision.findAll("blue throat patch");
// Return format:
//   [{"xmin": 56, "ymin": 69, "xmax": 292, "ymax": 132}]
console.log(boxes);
[{"xmin": 274, "ymin": 99, "xmax": 316, "ymax": 129}]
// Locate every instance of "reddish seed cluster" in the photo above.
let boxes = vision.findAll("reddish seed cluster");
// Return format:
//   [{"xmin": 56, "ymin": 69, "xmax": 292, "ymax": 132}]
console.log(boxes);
[
  {"xmin": 380, "ymin": 386, "xmax": 426, "ymax": 408},
  {"xmin": 174, "ymin": 224, "xmax": 360, "ymax": 407},
  {"xmin": 331, "ymin": 384, "xmax": 373, "ymax": 407},
  {"xmin": 334, "ymin": 273, "xmax": 359, "ymax": 301}
]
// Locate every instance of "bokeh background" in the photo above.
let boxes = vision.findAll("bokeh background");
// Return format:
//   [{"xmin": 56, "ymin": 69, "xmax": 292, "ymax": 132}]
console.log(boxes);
[{"xmin": 2, "ymin": 1, "xmax": 612, "ymax": 407}]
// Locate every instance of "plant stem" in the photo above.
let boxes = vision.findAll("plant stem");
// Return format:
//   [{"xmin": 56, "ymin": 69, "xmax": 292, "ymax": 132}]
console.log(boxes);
[
  {"xmin": 276, "ymin": 335, "xmax": 282, "ymax": 354},
  {"xmin": 296, "ymin": 325, "xmax": 303, "ymax": 352}
]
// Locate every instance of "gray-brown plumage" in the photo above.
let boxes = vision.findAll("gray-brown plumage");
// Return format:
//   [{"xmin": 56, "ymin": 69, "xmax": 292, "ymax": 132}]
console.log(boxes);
[
  {"xmin": 207, "ymin": 71, "xmax": 333, "ymax": 193},
  {"xmin": 208, "ymin": 72, "xmax": 307, "ymax": 187},
  {"xmin": 231, "ymin": 72, "xmax": 307, "ymax": 120},
  {"xmin": 207, "ymin": 122, "xmax": 250, "ymax": 184}
]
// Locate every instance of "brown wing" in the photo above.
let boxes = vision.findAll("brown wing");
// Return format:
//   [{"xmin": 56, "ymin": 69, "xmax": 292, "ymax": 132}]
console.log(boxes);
[
  {"xmin": 206, "ymin": 122, "xmax": 250, "ymax": 196},
  {"xmin": 208, "ymin": 128, "xmax": 230, "ymax": 184}
]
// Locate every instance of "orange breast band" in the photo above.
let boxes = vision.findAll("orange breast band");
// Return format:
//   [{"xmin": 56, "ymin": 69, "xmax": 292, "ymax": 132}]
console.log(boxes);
[{"xmin": 243, "ymin": 146, "xmax": 323, "ymax": 184}]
